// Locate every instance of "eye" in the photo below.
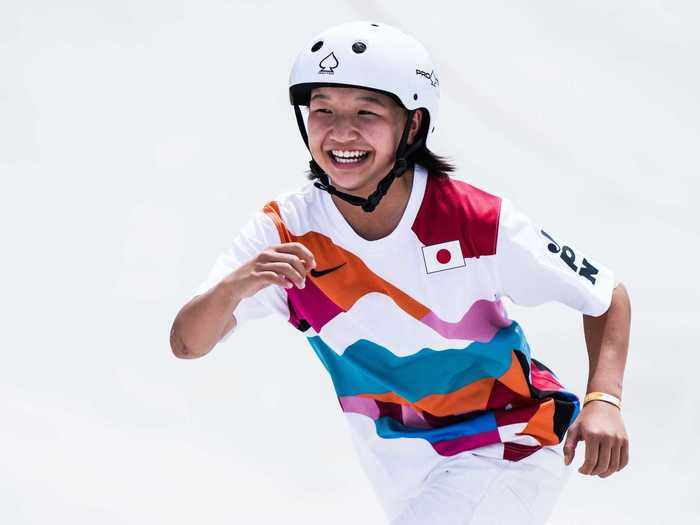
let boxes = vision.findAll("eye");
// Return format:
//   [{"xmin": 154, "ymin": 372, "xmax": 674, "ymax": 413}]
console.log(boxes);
[{"xmin": 358, "ymin": 110, "xmax": 377, "ymax": 116}]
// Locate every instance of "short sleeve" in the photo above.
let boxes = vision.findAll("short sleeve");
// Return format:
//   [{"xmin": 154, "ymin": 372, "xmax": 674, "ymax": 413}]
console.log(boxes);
[
  {"xmin": 493, "ymin": 197, "xmax": 616, "ymax": 317},
  {"xmin": 192, "ymin": 210, "xmax": 289, "ymax": 341}
]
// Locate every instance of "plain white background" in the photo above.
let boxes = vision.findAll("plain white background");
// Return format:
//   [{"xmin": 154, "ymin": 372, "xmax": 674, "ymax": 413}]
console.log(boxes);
[{"xmin": 2, "ymin": 1, "xmax": 698, "ymax": 523}]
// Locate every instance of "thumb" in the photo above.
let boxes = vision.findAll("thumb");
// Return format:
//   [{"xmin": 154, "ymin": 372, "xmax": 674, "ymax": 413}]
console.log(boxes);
[{"xmin": 563, "ymin": 424, "xmax": 581, "ymax": 465}]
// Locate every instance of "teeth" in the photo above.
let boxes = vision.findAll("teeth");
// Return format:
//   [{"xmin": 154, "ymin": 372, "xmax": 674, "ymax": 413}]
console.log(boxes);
[
  {"xmin": 331, "ymin": 150, "xmax": 368, "ymax": 158},
  {"xmin": 330, "ymin": 150, "xmax": 369, "ymax": 165}
]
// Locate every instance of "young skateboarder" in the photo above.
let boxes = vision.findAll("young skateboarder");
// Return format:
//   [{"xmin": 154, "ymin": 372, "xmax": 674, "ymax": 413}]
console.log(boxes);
[{"xmin": 171, "ymin": 21, "xmax": 631, "ymax": 524}]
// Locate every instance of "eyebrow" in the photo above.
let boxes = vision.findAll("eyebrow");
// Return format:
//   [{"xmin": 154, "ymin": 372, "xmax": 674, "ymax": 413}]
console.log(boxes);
[{"xmin": 310, "ymin": 92, "xmax": 387, "ymax": 107}]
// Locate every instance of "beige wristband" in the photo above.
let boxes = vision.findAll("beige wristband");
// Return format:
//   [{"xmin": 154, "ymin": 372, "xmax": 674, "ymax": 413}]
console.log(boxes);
[{"xmin": 583, "ymin": 391, "xmax": 622, "ymax": 410}]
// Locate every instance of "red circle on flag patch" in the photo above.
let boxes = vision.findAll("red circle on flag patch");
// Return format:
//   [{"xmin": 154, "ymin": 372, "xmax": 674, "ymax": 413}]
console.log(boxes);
[{"xmin": 436, "ymin": 248, "xmax": 451, "ymax": 264}]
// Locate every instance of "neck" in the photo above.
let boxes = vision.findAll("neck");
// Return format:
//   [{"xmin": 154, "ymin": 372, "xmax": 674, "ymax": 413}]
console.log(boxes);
[{"xmin": 330, "ymin": 166, "xmax": 414, "ymax": 241}]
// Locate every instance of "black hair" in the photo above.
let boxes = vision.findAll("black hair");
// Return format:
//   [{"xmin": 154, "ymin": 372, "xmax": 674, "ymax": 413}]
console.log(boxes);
[
  {"xmin": 408, "ymin": 108, "xmax": 457, "ymax": 179},
  {"xmin": 410, "ymin": 146, "xmax": 456, "ymax": 179}
]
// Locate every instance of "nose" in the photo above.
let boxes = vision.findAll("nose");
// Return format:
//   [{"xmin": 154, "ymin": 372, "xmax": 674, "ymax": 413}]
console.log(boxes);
[{"xmin": 328, "ymin": 114, "xmax": 360, "ymax": 143}]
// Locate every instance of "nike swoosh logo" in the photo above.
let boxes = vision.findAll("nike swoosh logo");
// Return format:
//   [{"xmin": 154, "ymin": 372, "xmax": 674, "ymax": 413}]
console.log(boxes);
[{"xmin": 310, "ymin": 262, "xmax": 346, "ymax": 277}]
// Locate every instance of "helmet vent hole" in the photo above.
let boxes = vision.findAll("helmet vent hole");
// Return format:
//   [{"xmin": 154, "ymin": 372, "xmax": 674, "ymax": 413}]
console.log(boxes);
[
  {"xmin": 311, "ymin": 41, "xmax": 323, "ymax": 52},
  {"xmin": 371, "ymin": 23, "xmax": 379, "ymax": 27},
  {"xmin": 352, "ymin": 41, "xmax": 367, "ymax": 54},
  {"xmin": 413, "ymin": 93, "xmax": 418, "ymax": 100}
]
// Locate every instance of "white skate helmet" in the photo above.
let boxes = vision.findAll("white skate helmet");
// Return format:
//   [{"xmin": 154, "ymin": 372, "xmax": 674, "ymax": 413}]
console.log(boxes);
[{"xmin": 288, "ymin": 20, "xmax": 441, "ymax": 212}]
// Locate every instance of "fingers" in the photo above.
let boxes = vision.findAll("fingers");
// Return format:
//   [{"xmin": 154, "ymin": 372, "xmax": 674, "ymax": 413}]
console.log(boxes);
[
  {"xmin": 576, "ymin": 432, "xmax": 629, "ymax": 477},
  {"xmin": 255, "ymin": 270, "xmax": 293, "ymax": 289},
  {"xmin": 275, "ymin": 242, "xmax": 316, "ymax": 271},
  {"xmin": 579, "ymin": 436, "xmax": 600, "ymax": 475},
  {"xmin": 258, "ymin": 244, "xmax": 313, "ymax": 288},
  {"xmin": 619, "ymin": 439, "xmax": 629, "ymax": 470},
  {"xmin": 590, "ymin": 439, "xmax": 611, "ymax": 476},
  {"xmin": 274, "ymin": 253, "xmax": 309, "ymax": 283},
  {"xmin": 256, "ymin": 242, "xmax": 317, "ymax": 289},
  {"xmin": 258, "ymin": 261, "xmax": 306, "ymax": 288},
  {"xmin": 602, "ymin": 434, "xmax": 629, "ymax": 476},
  {"xmin": 599, "ymin": 442, "xmax": 621, "ymax": 478},
  {"xmin": 562, "ymin": 424, "xmax": 580, "ymax": 465},
  {"xmin": 564, "ymin": 409, "xmax": 629, "ymax": 477}
]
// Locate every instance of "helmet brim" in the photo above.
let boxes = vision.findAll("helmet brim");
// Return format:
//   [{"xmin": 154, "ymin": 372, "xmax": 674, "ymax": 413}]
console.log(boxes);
[{"xmin": 289, "ymin": 82, "xmax": 406, "ymax": 109}]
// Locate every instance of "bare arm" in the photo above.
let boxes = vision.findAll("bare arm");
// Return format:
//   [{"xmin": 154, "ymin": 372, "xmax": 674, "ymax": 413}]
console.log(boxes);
[
  {"xmin": 170, "ymin": 241, "xmax": 316, "ymax": 359},
  {"xmin": 563, "ymin": 282, "xmax": 632, "ymax": 476},
  {"xmin": 583, "ymin": 282, "xmax": 631, "ymax": 399},
  {"xmin": 170, "ymin": 280, "xmax": 242, "ymax": 359}
]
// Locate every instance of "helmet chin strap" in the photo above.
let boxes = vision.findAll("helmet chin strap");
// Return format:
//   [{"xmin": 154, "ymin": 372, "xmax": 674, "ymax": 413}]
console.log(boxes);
[{"xmin": 293, "ymin": 105, "xmax": 425, "ymax": 213}]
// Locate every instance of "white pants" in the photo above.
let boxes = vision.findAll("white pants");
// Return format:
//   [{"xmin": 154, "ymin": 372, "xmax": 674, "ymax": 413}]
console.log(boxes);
[{"xmin": 385, "ymin": 446, "xmax": 573, "ymax": 525}]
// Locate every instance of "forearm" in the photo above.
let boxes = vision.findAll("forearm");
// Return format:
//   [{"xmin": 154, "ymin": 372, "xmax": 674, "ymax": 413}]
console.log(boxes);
[
  {"xmin": 582, "ymin": 283, "xmax": 631, "ymax": 399},
  {"xmin": 170, "ymin": 280, "xmax": 241, "ymax": 359}
]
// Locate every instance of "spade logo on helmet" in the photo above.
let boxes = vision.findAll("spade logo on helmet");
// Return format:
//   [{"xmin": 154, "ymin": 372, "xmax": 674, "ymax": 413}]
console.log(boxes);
[
  {"xmin": 318, "ymin": 52, "xmax": 339, "ymax": 75},
  {"xmin": 415, "ymin": 69, "xmax": 439, "ymax": 88}
]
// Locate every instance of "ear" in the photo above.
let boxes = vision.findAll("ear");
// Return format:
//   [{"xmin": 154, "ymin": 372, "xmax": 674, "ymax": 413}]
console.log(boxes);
[{"xmin": 406, "ymin": 109, "xmax": 424, "ymax": 145}]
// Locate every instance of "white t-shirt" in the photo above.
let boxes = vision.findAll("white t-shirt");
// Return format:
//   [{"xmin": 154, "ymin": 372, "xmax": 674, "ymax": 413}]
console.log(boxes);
[{"xmin": 192, "ymin": 163, "xmax": 616, "ymax": 502}]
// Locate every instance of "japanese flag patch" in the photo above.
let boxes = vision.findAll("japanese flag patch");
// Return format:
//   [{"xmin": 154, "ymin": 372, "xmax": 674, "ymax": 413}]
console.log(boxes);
[{"xmin": 421, "ymin": 240, "xmax": 465, "ymax": 274}]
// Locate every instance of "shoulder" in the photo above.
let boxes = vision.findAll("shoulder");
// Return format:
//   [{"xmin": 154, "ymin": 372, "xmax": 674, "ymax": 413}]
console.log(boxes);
[
  {"xmin": 259, "ymin": 178, "xmax": 322, "ymax": 240},
  {"xmin": 412, "ymin": 171, "xmax": 504, "ymax": 258}
]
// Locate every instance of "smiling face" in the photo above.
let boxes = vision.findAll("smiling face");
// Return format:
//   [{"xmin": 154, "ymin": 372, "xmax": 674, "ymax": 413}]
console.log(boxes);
[{"xmin": 307, "ymin": 86, "xmax": 422, "ymax": 194}]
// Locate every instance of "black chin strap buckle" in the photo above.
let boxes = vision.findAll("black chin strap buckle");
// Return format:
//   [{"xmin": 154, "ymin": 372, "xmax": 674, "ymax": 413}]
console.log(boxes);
[
  {"xmin": 361, "ymin": 193, "xmax": 381, "ymax": 213},
  {"xmin": 361, "ymin": 158, "xmax": 409, "ymax": 212}
]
